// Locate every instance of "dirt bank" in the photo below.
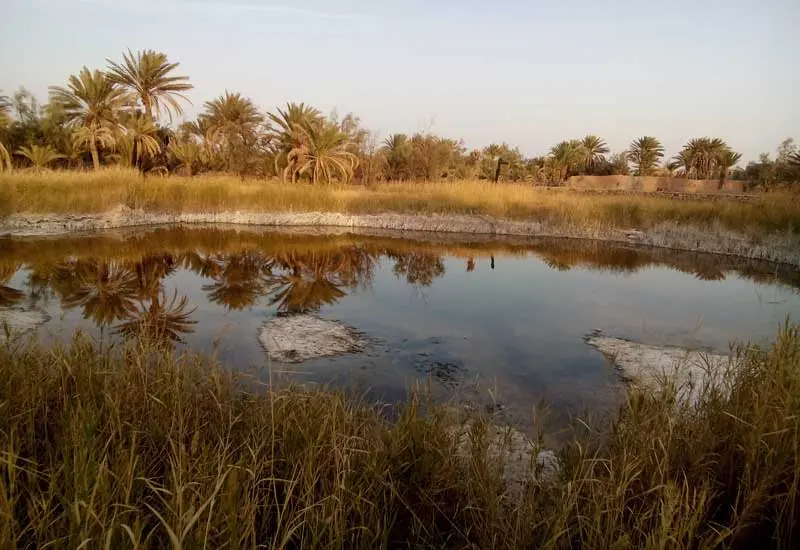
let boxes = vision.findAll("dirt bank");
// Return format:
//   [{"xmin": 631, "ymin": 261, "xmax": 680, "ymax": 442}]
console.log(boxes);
[
  {"xmin": 2, "ymin": 205, "xmax": 799, "ymax": 266},
  {"xmin": 585, "ymin": 335, "xmax": 734, "ymax": 404}
]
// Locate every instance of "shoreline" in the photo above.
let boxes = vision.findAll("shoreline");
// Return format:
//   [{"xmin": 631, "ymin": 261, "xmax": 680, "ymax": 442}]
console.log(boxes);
[{"xmin": 3, "ymin": 205, "xmax": 800, "ymax": 267}]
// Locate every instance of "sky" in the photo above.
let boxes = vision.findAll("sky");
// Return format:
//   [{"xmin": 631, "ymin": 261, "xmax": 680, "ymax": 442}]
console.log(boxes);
[{"xmin": 1, "ymin": 0, "xmax": 798, "ymax": 162}]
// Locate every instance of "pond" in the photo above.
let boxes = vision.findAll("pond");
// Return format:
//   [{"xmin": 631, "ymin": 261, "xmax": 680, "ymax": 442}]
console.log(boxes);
[{"xmin": 2, "ymin": 226, "xmax": 799, "ymax": 432}]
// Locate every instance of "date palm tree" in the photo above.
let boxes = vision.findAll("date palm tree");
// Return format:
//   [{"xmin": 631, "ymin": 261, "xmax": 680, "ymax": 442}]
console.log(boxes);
[
  {"xmin": 290, "ymin": 120, "xmax": 357, "ymax": 184},
  {"xmin": 268, "ymin": 102, "xmax": 323, "ymax": 181},
  {"xmin": 106, "ymin": 49, "xmax": 192, "ymax": 123},
  {"xmin": 549, "ymin": 140, "xmax": 584, "ymax": 182},
  {"xmin": 716, "ymin": 148, "xmax": 742, "ymax": 189},
  {"xmin": 268, "ymin": 102, "xmax": 323, "ymax": 152},
  {"xmin": 203, "ymin": 92, "xmax": 263, "ymax": 175},
  {"xmin": 627, "ymin": 136, "xmax": 664, "ymax": 176},
  {"xmin": 0, "ymin": 142, "xmax": 10, "ymax": 172},
  {"xmin": 71, "ymin": 124, "xmax": 116, "ymax": 165},
  {"xmin": 671, "ymin": 149, "xmax": 694, "ymax": 178},
  {"xmin": 49, "ymin": 68, "xmax": 128, "ymax": 170},
  {"xmin": 0, "ymin": 91, "xmax": 11, "ymax": 127},
  {"xmin": 382, "ymin": 133, "xmax": 412, "ymax": 181},
  {"xmin": 581, "ymin": 135, "xmax": 609, "ymax": 175},
  {"xmin": 15, "ymin": 144, "xmax": 65, "ymax": 170},
  {"xmin": 677, "ymin": 137, "xmax": 727, "ymax": 180},
  {"xmin": 169, "ymin": 139, "xmax": 202, "ymax": 176},
  {"xmin": 122, "ymin": 115, "xmax": 162, "ymax": 169}
]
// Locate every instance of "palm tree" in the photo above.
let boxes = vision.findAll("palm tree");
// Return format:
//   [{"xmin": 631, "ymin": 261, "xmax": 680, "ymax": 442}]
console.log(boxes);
[
  {"xmin": 581, "ymin": 135, "xmax": 609, "ymax": 175},
  {"xmin": 122, "ymin": 115, "xmax": 162, "ymax": 169},
  {"xmin": 268, "ymin": 102, "xmax": 324, "ymax": 181},
  {"xmin": 677, "ymin": 137, "xmax": 728, "ymax": 180},
  {"xmin": 716, "ymin": 149, "xmax": 742, "ymax": 189},
  {"xmin": 671, "ymin": 149, "xmax": 694, "ymax": 178},
  {"xmin": 106, "ymin": 49, "xmax": 192, "ymax": 123},
  {"xmin": 179, "ymin": 116, "xmax": 216, "ymax": 165},
  {"xmin": 49, "ymin": 68, "xmax": 128, "ymax": 170},
  {"xmin": 205, "ymin": 92, "xmax": 263, "ymax": 138},
  {"xmin": 789, "ymin": 151, "xmax": 800, "ymax": 168},
  {"xmin": 15, "ymin": 145, "xmax": 65, "ymax": 170},
  {"xmin": 382, "ymin": 133, "xmax": 412, "ymax": 181},
  {"xmin": 0, "ymin": 143, "xmax": 10, "ymax": 172},
  {"xmin": 203, "ymin": 92, "xmax": 263, "ymax": 174},
  {"xmin": 549, "ymin": 140, "xmax": 584, "ymax": 182},
  {"xmin": 268, "ymin": 102, "xmax": 323, "ymax": 151},
  {"xmin": 71, "ymin": 124, "xmax": 116, "ymax": 165},
  {"xmin": 627, "ymin": 136, "xmax": 664, "ymax": 176},
  {"xmin": 169, "ymin": 139, "xmax": 202, "ymax": 176},
  {"xmin": 0, "ymin": 91, "xmax": 11, "ymax": 127},
  {"xmin": 291, "ymin": 121, "xmax": 357, "ymax": 184}
]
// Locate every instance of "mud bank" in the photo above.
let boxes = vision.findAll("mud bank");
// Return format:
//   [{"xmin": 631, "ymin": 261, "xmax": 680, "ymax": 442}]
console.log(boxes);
[
  {"xmin": 2, "ymin": 205, "xmax": 799, "ymax": 266},
  {"xmin": 0, "ymin": 308, "xmax": 50, "ymax": 342},
  {"xmin": 585, "ymin": 335, "xmax": 734, "ymax": 404},
  {"xmin": 259, "ymin": 315, "xmax": 365, "ymax": 363}
]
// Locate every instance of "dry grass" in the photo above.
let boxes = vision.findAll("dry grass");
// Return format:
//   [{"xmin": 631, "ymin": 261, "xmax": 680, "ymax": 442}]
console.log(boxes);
[
  {"xmin": 2, "ymin": 168, "xmax": 799, "ymax": 235},
  {"xmin": 1, "ymin": 323, "xmax": 798, "ymax": 548}
]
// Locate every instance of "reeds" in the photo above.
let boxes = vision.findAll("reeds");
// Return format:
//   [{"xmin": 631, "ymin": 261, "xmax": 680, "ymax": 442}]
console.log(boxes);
[
  {"xmin": 1, "ymin": 323, "xmax": 798, "ymax": 548},
  {"xmin": 2, "ymin": 169, "xmax": 799, "ymax": 236}
]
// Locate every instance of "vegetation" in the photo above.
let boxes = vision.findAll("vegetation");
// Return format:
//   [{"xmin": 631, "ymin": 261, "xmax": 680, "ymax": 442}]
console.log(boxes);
[
  {"xmin": 2, "ymin": 50, "xmax": 799, "ymax": 188},
  {"xmin": 0, "ymin": 320, "xmax": 798, "ymax": 548},
  {"xmin": 2, "ymin": 169, "xmax": 800, "ymax": 238}
]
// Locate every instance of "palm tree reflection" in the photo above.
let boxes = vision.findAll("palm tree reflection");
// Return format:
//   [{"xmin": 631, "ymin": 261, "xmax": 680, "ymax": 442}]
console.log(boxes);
[
  {"xmin": 53, "ymin": 260, "xmax": 139, "ymax": 326},
  {"xmin": 115, "ymin": 290, "xmax": 197, "ymax": 346},
  {"xmin": 266, "ymin": 248, "xmax": 372, "ymax": 313},
  {"xmin": 389, "ymin": 252, "xmax": 446, "ymax": 286},
  {"xmin": 267, "ymin": 273, "xmax": 346, "ymax": 313},
  {"xmin": 199, "ymin": 252, "xmax": 272, "ymax": 310}
]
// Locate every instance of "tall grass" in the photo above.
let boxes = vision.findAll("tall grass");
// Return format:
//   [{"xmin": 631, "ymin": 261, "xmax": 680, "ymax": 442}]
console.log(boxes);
[
  {"xmin": 1, "ymin": 324, "xmax": 798, "ymax": 548},
  {"xmin": 2, "ymin": 168, "xmax": 799, "ymax": 235}
]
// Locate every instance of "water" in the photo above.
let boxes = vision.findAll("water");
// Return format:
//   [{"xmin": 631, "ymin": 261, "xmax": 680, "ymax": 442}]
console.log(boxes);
[{"xmin": 2, "ymin": 226, "xmax": 799, "ymax": 429}]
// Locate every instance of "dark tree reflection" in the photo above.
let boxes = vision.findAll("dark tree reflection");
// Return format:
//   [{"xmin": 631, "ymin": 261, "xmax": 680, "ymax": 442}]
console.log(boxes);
[
  {"xmin": 115, "ymin": 290, "xmax": 197, "ymax": 346},
  {"xmin": 389, "ymin": 252, "xmax": 446, "ymax": 286},
  {"xmin": 53, "ymin": 260, "xmax": 139, "ymax": 326},
  {"xmin": 199, "ymin": 252, "xmax": 273, "ymax": 310}
]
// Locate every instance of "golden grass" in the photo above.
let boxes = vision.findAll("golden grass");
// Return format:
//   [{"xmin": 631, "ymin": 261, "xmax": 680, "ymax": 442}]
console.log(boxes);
[
  {"xmin": 2, "ymin": 168, "xmax": 799, "ymax": 235},
  {"xmin": 1, "ymin": 324, "xmax": 799, "ymax": 548}
]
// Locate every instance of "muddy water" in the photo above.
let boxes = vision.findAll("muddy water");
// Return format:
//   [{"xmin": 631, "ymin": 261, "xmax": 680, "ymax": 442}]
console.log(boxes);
[{"xmin": 2, "ymin": 226, "xmax": 799, "ymax": 430}]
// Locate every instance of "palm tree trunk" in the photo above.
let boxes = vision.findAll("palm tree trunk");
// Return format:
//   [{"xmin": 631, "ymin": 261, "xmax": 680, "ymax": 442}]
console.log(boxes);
[
  {"xmin": 131, "ymin": 140, "xmax": 139, "ymax": 171},
  {"xmin": 90, "ymin": 140, "xmax": 100, "ymax": 171},
  {"xmin": 143, "ymin": 96, "xmax": 154, "ymax": 123}
]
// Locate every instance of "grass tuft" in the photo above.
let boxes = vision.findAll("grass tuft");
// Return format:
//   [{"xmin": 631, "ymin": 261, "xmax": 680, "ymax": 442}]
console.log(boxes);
[{"xmin": 0, "ymin": 323, "xmax": 798, "ymax": 548}]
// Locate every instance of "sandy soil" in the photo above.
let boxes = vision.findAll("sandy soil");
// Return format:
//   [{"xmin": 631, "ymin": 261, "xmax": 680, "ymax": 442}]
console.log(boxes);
[{"xmin": 2, "ymin": 205, "xmax": 798, "ymax": 266}]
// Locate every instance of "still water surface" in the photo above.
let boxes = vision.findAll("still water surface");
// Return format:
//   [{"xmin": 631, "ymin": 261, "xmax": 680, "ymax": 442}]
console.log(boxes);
[{"xmin": 2, "ymin": 226, "xmax": 799, "ymax": 427}]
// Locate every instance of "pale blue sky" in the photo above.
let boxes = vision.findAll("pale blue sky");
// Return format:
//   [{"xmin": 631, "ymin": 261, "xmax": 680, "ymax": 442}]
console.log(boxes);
[{"xmin": 1, "ymin": 0, "xmax": 798, "ymax": 161}]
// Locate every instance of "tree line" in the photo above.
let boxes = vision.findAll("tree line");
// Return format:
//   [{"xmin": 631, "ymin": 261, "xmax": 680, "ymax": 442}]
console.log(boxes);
[{"xmin": 1, "ymin": 49, "xmax": 799, "ymax": 188}]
